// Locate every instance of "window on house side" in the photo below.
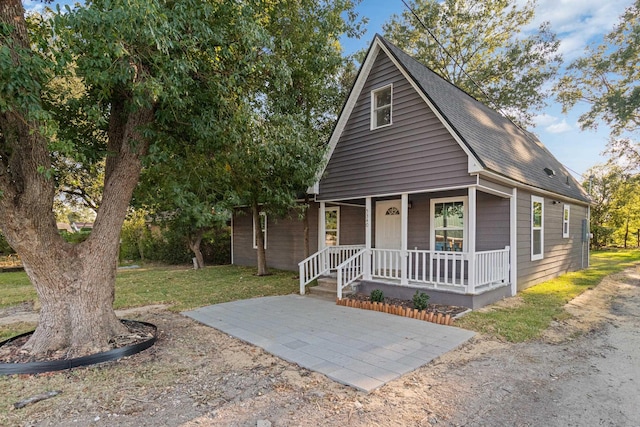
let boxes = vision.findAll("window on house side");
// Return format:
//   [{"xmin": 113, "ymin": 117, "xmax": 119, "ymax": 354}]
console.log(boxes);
[
  {"xmin": 531, "ymin": 196, "xmax": 544, "ymax": 260},
  {"xmin": 253, "ymin": 211, "xmax": 267, "ymax": 249},
  {"xmin": 371, "ymin": 84, "xmax": 392, "ymax": 129},
  {"xmin": 325, "ymin": 207, "xmax": 339, "ymax": 246},
  {"xmin": 563, "ymin": 204, "xmax": 570, "ymax": 238},
  {"xmin": 431, "ymin": 197, "xmax": 466, "ymax": 252}
]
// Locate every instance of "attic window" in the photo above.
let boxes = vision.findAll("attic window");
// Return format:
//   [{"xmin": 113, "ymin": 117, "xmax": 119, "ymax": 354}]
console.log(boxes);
[
  {"xmin": 544, "ymin": 167, "xmax": 555, "ymax": 177},
  {"xmin": 371, "ymin": 84, "xmax": 392, "ymax": 129}
]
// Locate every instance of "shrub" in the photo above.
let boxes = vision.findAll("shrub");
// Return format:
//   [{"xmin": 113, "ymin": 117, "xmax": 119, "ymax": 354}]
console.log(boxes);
[
  {"xmin": 370, "ymin": 289, "xmax": 384, "ymax": 303},
  {"xmin": 413, "ymin": 290, "xmax": 430, "ymax": 311}
]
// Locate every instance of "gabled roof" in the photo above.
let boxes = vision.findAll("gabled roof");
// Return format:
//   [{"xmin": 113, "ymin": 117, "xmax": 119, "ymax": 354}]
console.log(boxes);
[
  {"xmin": 316, "ymin": 35, "xmax": 591, "ymax": 204},
  {"xmin": 377, "ymin": 35, "xmax": 590, "ymax": 203}
]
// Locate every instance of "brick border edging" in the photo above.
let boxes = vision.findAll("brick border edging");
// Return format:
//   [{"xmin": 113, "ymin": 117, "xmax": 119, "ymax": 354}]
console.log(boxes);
[{"xmin": 336, "ymin": 298, "xmax": 453, "ymax": 326}]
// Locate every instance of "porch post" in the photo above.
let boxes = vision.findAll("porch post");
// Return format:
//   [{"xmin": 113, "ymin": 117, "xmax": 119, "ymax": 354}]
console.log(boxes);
[
  {"xmin": 364, "ymin": 197, "xmax": 372, "ymax": 280},
  {"xmin": 318, "ymin": 201, "xmax": 326, "ymax": 252},
  {"xmin": 468, "ymin": 187, "xmax": 477, "ymax": 293},
  {"xmin": 401, "ymin": 193, "xmax": 409, "ymax": 285},
  {"xmin": 510, "ymin": 188, "xmax": 518, "ymax": 296}
]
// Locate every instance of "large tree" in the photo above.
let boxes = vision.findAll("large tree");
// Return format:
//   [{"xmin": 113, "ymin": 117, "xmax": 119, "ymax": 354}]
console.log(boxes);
[
  {"xmin": 0, "ymin": 0, "xmax": 273, "ymax": 357},
  {"xmin": 382, "ymin": 0, "xmax": 561, "ymax": 127},
  {"xmin": 223, "ymin": 0, "xmax": 362, "ymax": 275},
  {"xmin": 556, "ymin": 0, "xmax": 640, "ymax": 168}
]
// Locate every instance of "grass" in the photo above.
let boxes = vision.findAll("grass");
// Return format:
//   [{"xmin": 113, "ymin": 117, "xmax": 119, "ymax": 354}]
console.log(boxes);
[
  {"xmin": 1, "ymin": 249, "xmax": 639, "ymax": 343},
  {"xmin": 456, "ymin": 249, "xmax": 640, "ymax": 342},
  {"xmin": 0, "ymin": 264, "xmax": 300, "ymax": 339}
]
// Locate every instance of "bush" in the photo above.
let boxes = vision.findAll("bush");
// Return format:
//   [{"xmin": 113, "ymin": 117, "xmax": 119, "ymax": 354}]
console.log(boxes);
[
  {"xmin": 412, "ymin": 290, "xmax": 430, "ymax": 311},
  {"xmin": 370, "ymin": 289, "xmax": 384, "ymax": 303}
]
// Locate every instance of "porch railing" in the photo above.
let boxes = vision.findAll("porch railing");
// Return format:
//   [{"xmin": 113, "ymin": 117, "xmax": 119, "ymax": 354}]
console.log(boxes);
[
  {"xmin": 336, "ymin": 249, "xmax": 368, "ymax": 299},
  {"xmin": 298, "ymin": 245, "xmax": 365, "ymax": 294},
  {"xmin": 300, "ymin": 245, "xmax": 510, "ymax": 296},
  {"xmin": 368, "ymin": 247, "xmax": 510, "ymax": 293},
  {"xmin": 473, "ymin": 247, "xmax": 510, "ymax": 290}
]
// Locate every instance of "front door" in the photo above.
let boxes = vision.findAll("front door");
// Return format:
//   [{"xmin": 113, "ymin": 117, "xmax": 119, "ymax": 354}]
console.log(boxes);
[{"xmin": 375, "ymin": 200, "xmax": 402, "ymax": 249}]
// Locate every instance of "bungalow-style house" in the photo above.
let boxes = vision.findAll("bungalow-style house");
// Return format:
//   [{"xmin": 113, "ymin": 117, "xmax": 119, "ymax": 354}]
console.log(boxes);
[{"xmin": 232, "ymin": 35, "xmax": 591, "ymax": 309}]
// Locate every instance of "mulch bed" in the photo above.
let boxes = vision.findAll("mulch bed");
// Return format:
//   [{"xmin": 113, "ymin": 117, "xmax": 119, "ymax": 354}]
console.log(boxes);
[
  {"xmin": 339, "ymin": 293, "xmax": 469, "ymax": 326},
  {"xmin": 0, "ymin": 320, "xmax": 156, "ymax": 364}
]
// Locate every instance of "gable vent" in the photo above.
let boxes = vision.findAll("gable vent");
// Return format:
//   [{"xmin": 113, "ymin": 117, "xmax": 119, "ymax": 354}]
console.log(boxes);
[{"xmin": 544, "ymin": 167, "xmax": 555, "ymax": 177}]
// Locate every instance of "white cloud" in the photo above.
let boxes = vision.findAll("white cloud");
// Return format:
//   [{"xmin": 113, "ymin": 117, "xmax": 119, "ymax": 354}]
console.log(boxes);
[
  {"xmin": 532, "ymin": 114, "xmax": 573, "ymax": 133},
  {"xmin": 532, "ymin": 113, "xmax": 558, "ymax": 127},
  {"xmin": 518, "ymin": 0, "xmax": 631, "ymax": 61},
  {"xmin": 546, "ymin": 119, "xmax": 572, "ymax": 134},
  {"xmin": 22, "ymin": 1, "xmax": 45, "ymax": 14}
]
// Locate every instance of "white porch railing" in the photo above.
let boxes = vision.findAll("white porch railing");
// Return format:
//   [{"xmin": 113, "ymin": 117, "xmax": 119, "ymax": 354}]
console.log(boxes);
[
  {"xmin": 298, "ymin": 245, "xmax": 365, "ymax": 294},
  {"xmin": 336, "ymin": 249, "xmax": 368, "ymax": 299},
  {"xmin": 473, "ymin": 247, "xmax": 510, "ymax": 290},
  {"xmin": 300, "ymin": 246, "xmax": 510, "ymax": 297},
  {"xmin": 369, "ymin": 247, "xmax": 510, "ymax": 293}
]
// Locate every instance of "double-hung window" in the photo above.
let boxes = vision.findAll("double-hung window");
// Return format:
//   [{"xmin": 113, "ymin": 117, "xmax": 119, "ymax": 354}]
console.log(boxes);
[
  {"xmin": 563, "ymin": 204, "xmax": 570, "ymax": 238},
  {"xmin": 253, "ymin": 211, "xmax": 267, "ymax": 249},
  {"xmin": 371, "ymin": 84, "xmax": 392, "ymax": 129},
  {"xmin": 325, "ymin": 207, "xmax": 339, "ymax": 246},
  {"xmin": 431, "ymin": 197, "xmax": 467, "ymax": 252},
  {"xmin": 531, "ymin": 196, "xmax": 544, "ymax": 260}
]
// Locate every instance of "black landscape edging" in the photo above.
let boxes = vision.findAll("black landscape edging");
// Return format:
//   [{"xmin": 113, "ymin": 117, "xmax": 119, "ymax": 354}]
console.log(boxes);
[{"xmin": 0, "ymin": 320, "xmax": 157, "ymax": 375}]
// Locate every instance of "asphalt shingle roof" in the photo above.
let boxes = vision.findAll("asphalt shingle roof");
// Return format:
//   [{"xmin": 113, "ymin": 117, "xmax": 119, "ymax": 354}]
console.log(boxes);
[{"xmin": 378, "ymin": 35, "xmax": 591, "ymax": 204}]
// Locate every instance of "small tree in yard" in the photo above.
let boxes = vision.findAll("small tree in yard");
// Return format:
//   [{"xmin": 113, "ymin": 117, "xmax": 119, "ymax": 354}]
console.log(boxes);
[{"xmin": 0, "ymin": 0, "xmax": 277, "ymax": 357}]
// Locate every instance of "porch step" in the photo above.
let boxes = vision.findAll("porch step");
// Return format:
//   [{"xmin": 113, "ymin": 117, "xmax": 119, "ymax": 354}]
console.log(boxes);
[{"xmin": 309, "ymin": 276, "xmax": 355, "ymax": 299}]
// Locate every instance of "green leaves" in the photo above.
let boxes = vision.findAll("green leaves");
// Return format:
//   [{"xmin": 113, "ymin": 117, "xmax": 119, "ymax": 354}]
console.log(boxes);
[
  {"xmin": 556, "ymin": 0, "xmax": 640, "ymax": 140},
  {"xmin": 383, "ymin": 0, "xmax": 561, "ymax": 127}
]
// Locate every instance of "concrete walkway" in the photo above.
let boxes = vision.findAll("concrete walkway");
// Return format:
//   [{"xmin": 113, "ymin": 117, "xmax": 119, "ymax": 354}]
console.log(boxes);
[{"xmin": 183, "ymin": 295, "xmax": 475, "ymax": 392}]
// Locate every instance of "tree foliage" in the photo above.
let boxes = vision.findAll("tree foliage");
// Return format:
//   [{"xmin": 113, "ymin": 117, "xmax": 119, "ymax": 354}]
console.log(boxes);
[
  {"xmin": 557, "ymin": 0, "xmax": 640, "ymax": 136},
  {"xmin": 584, "ymin": 164, "xmax": 640, "ymax": 249},
  {"xmin": 222, "ymin": 0, "xmax": 363, "ymax": 275},
  {"xmin": 382, "ymin": 0, "xmax": 562, "ymax": 127},
  {"xmin": 557, "ymin": 1, "xmax": 640, "ymax": 169},
  {"xmin": 0, "ymin": 0, "xmax": 310, "ymax": 357}
]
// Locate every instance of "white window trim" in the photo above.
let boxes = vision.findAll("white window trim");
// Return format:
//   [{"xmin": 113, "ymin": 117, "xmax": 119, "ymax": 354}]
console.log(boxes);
[
  {"xmin": 325, "ymin": 207, "xmax": 340, "ymax": 246},
  {"xmin": 370, "ymin": 84, "xmax": 393, "ymax": 130},
  {"xmin": 531, "ymin": 196, "xmax": 544, "ymax": 261},
  {"xmin": 252, "ymin": 211, "xmax": 267, "ymax": 249},
  {"xmin": 563, "ymin": 204, "xmax": 570, "ymax": 238},
  {"xmin": 430, "ymin": 196, "xmax": 468, "ymax": 252}
]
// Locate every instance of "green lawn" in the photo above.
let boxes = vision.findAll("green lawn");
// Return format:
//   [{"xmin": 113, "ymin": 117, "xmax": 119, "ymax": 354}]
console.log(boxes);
[
  {"xmin": 0, "ymin": 264, "xmax": 299, "ymax": 339},
  {"xmin": 456, "ymin": 249, "xmax": 640, "ymax": 342},
  {"xmin": 1, "ymin": 249, "xmax": 639, "ymax": 343}
]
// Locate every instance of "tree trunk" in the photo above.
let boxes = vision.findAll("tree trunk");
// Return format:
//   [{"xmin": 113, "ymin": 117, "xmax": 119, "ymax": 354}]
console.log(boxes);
[
  {"xmin": 623, "ymin": 214, "xmax": 629, "ymax": 249},
  {"xmin": 189, "ymin": 228, "xmax": 206, "ymax": 269},
  {"xmin": 252, "ymin": 201, "xmax": 269, "ymax": 276},
  {"xmin": 0, "ymin": 0, "xmax": 153, "ymax": 356}
]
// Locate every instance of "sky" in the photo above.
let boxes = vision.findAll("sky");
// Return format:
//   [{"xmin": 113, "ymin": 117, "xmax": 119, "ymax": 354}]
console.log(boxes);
[{"xmin": 23, "ymin": 0, "xmax": 632, "ymax": 180}]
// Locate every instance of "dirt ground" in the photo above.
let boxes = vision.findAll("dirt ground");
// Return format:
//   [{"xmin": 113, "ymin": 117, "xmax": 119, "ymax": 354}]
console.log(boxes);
[{"xmin": 1, "ymin": 265, "xmax": 639, "ymax": 427}]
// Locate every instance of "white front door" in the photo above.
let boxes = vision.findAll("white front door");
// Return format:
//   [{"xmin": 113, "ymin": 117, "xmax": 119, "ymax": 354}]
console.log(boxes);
[{"xmin": 375, "ymin": 200, "xmax": 402, "ymax": 249}]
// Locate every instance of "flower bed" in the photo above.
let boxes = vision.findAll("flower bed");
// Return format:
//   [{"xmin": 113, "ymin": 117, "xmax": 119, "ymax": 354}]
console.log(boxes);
[{"xmin": 336, "ymin": 294, "xmax": 469, "ymax": 326}]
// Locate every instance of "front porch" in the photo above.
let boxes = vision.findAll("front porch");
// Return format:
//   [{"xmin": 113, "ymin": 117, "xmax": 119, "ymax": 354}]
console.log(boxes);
[
  {"xmin": 299, "ymin": 245, "xmax": 511, "ymax": 306},
  {"xmin": 299, "ymin": 186, "xmax": 516, "ymax": 307}
]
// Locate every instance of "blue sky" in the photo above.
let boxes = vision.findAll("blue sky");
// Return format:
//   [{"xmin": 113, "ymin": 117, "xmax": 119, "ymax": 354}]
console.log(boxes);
[{"xmin": 24, "ymin": 0, "xmax": 632, "ymax": 180}]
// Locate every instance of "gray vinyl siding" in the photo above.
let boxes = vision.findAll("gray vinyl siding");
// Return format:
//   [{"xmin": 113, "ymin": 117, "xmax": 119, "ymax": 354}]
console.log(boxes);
[
  {"xmin": 336, "ymin": 205, "xmax": 366, "ymax": 245},
  {"xmin": 516, "ymin": 190, "xmax": 589, "ymax": 291},
  {"xmin": 318, "ymin": 50, "xmax": 474, "ymax": 201},
  {"xmin": 476, "ymin": 191, "xmax": 510, "ymax": 251},
  {"xmin": 408, "ymin": 193, "xmax": 429, "ymax": 250},
  {"xmin": 232, "ymin": 204, "xmax": 319, "ymax": 272}
]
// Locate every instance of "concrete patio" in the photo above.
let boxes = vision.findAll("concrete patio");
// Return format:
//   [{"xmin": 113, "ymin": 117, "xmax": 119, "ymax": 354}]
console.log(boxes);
[{"xmin": 183, "ymin": 294, "xmax": 475, "ymax": 392}]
